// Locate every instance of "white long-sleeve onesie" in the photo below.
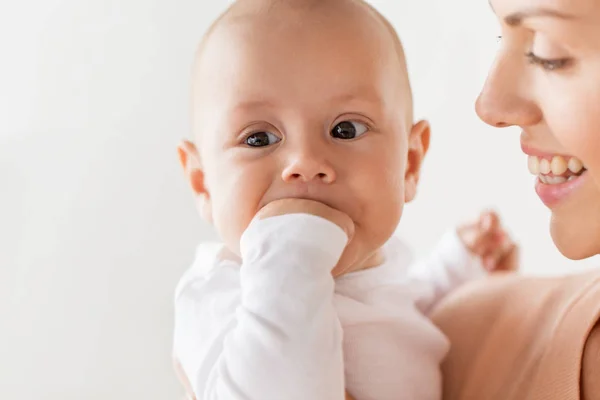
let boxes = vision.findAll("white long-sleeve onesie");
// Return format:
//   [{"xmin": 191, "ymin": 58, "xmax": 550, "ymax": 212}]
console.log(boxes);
[{"xmin": 173, "ymin": 214, "xmax": 487, "ymax": 400}]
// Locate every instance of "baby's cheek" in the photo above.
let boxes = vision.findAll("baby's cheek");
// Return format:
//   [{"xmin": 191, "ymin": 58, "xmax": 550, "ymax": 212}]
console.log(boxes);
[
  {"xmin": 211, "ymin": 182, "xmax": 263, "ymax": 255},
  {"xmin": 364, "ymin": 183, "xmax": 403, "ymax": 243}
]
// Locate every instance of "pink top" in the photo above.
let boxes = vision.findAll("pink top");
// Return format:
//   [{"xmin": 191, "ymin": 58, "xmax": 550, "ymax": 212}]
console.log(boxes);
[{"xmin": 432, "ymin": 270, "xmax": 600, "ymax": 400}]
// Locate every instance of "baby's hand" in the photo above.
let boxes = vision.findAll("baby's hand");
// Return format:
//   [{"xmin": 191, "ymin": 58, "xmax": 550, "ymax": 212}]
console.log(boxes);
[
  {"xmin": 173, "ymin": 357, "xmax": 196, "ymax": 400},
  {"xmin": 256, "ymin": 198, "xmax": 355, "ymax": 240},
  {"xmin": 457, "ymin": 210, "xmax": 519, "ymax": 272}
]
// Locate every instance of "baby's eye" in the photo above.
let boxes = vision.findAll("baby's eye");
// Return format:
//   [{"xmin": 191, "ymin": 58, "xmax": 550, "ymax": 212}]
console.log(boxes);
[
  {"xmin": 331, "ymin": 121, "xmax": 368, "ymax": 140},
  {"xmin": 245, "ymin": 131, "xmax": 281, "ymax": 147}
]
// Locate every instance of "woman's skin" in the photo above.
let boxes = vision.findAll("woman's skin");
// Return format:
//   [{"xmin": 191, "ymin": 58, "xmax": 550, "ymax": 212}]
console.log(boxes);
[
  {"xmin": 582, "ymin": 322, "xmax": 600, "ymax": 398},
  {"xmin": 477, "ymin": 0, "xmax": 600, "ymax": 397},
  {"xmin": 476, "ymin": 0, "xmax": 600, "ymax": 260}
]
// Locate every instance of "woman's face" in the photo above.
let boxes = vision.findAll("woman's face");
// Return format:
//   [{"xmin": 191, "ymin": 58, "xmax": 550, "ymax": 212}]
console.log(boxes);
[{"xmin": 476, "ymin": 0, "xmax": 600, "ymax": 259}]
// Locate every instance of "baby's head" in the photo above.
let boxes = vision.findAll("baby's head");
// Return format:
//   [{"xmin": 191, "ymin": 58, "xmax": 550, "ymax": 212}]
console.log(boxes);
[{"xmin": 179, "ymin": 0, "xmax": 430, "ymax": 274}]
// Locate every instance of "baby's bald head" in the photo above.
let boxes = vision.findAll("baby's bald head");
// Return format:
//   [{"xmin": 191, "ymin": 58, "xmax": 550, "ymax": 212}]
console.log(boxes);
[{"xmin": 191, "ymin": 0, "xmax": 413, "ymax": 142}]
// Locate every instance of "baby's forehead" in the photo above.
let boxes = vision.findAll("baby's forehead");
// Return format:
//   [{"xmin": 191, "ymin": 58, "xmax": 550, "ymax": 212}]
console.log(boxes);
[
  {"xmin": 198, "ymin": 0, "xmax": 408, "ymax": 70},
  {"xmin": 192, "ymin": 0, "xmax": 413, "ymax": 137}
]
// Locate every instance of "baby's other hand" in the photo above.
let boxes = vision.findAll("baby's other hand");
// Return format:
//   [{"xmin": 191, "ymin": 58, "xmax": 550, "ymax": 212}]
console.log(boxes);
[
  {"xmin": 173, "ymin": 357, "xmax": 196, "ymax": 400},
  {"xmin": 457, "ymin": 210, "xmax": 519, "ymax": 272},
  {"xmin": 256, "ymin": 198, "xmax": 355, "ymax": 240}
]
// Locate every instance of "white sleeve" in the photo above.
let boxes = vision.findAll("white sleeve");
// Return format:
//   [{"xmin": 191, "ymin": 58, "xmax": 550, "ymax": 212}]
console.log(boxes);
[
  {"xmin": 408, "ymin": 229, "xmax": 487, "ymax": 314},
  {"xmin": 173, "ymin": 214, "xmax": 348, "ymax": 400}
]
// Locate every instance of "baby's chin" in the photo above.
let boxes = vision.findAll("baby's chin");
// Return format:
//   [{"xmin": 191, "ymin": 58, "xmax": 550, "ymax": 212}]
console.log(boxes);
[
  {"xmin": 332, "ymin": 245, "xmax": 386, "ymax": 278},
  {"xmin": 219, "ymin": 239, "xmax": 383, "ymax": 277}
]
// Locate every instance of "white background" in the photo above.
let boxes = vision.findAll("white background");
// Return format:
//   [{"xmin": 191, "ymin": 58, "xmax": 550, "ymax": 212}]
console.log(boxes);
[{"xmin": 1, "ymin": 0, "xmax": 597, "ymax": 399}]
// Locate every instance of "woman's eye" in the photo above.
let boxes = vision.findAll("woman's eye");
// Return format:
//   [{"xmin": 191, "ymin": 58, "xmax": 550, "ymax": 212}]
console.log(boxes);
[
  {"xmin": 331, "ymin": 121, "xmax": 369, "ymax": 140},
  {"xmin": 245, "ymin": 131, "xmax": 281, "ymax": 147},
  {"xmin": 525, "ymin": 52, "xmax": 571, "ymax": 71}
]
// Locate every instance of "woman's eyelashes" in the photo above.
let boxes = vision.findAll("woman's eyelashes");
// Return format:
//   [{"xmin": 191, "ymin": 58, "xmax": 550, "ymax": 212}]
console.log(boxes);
[
  {"xmin": 496, "ymin": 35, "xmax": 572, "ymax": 72},
  {"xmin": 525, "ymin": 51, "xmax": 572, "ymax": 71}
]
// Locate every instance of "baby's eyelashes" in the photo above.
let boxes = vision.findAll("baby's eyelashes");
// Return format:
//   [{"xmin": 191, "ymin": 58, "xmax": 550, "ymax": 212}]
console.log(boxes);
[
  {"xmin": 245, "ymin": 131, "xmax": 281, "ymax": 147},
  {"xmin": 240, "ymin": 119, "xmax": 370, "ymax": 148},
  {"xmin": 331, "ymin": 121, "xmax": 368, "ymax": 140}
]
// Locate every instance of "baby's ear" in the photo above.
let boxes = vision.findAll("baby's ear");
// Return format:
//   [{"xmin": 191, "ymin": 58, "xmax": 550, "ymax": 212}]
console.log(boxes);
[
  {"xmin": 177, "ymin": 140, "xmax": 212, "ymax": 223},
  {"xmin": 404, "ymin": 120, "xmax": 431, "ymax": 203}
]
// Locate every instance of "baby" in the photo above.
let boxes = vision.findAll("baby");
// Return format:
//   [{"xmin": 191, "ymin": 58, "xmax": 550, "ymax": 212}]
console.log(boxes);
[{"xmin": 173, "ymin": 0, "xmax": 517, "ymax": 399}]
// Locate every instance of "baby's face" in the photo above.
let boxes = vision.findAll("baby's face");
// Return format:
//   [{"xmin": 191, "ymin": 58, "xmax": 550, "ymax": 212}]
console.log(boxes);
[{"xmin": 186, "ymin": 4, "xmax": 426, "ymax": 273}]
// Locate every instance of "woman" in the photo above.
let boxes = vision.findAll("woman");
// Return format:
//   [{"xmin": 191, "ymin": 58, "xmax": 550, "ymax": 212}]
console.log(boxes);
[{"xmin": 432, "ymin": 0, "xmax": 600, "ymax": 398}]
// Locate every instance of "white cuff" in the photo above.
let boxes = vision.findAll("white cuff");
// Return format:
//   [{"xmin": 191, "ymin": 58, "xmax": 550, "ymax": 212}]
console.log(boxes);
[{"xmin": 240, "ymin": 213, "xmax": 348, "ymax": 268}]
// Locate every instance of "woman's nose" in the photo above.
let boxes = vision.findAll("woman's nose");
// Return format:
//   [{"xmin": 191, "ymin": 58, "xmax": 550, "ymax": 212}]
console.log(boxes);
[{"xmin": 475, "ymin": 56, "xmax": 542, "ymax": 128}]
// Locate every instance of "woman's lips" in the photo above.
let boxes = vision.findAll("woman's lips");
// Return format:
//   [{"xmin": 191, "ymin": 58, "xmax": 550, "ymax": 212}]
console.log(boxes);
[
  {"xmin": 534, "ymin": 170, "xmax": 588, "ymax": 208},
  {"xmin": 521, "ymin": 143, "xmax": 588, "ymax": 208}
]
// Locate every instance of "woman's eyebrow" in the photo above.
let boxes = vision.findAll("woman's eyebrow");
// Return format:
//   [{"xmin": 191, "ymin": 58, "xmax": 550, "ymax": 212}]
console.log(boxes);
[{"xmin": 488, "ymin": 1, "xmax": 577, "ymax": 26}]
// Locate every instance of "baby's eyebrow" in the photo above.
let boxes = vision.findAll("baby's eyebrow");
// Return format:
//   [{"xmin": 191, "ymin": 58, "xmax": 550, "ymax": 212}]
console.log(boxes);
[
  {"xmin": 232, "ymin": 99, "xmax": 276, "ymax": 113},
  {"xmin": 327, "ymin": 90, "xmax": 385, "ymax": 107},
  {"xmin": 230, "ymin": 90, "xmax": 383, "ymax": 113},
  {"xmin": 331, "ymin": 93, "xmax": 376, "ymax": 103}
]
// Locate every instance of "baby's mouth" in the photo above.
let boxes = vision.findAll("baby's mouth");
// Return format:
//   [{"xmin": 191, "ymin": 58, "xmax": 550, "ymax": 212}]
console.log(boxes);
[{"xmin": 527, "ymin": 155, "xmax": 587, "ymax": 184}]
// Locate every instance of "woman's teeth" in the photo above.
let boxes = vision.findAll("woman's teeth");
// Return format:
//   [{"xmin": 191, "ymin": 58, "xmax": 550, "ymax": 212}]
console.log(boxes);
[
  {"xmin": 528, "ymin": 155, "xmax": 586, "ymax": 184},
  {"xmin": 567, "ymin": 157, "xmax": 584, "ymax": 173},
  {"xmin": 538, "ymin": 175, "xmax": 573, "ymax": 185}
]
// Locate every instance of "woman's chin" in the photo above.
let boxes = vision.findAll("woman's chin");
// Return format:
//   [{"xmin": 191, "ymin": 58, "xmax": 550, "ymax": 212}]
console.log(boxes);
[
  {"xmin": 547, "ymin": 178, "xmax": 600, "ymax": 260},
  {"xmin": 550, "ymin": 214, "xmax": 600, "ymax": 260}
]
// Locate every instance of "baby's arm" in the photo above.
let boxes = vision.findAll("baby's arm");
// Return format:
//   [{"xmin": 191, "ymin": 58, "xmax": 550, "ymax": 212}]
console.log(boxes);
[
  {"xmin": 173, "ymin": 212, "xmax": 349, "ymax": 400},
  {"xmin": 409, "ymin": 211, "xmax": 517, "ymax": 314}
]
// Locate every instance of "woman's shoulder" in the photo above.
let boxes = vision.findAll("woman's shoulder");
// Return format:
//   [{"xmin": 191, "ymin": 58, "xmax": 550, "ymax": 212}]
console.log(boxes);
[
  {"xmin": 583, "ymin": 320, "xmax": 600, "ymax": 400},
  {"xmin": 431, "ymin": 270, "xmax": 600, "ymax": 400},
  {"xmin": 433, "ymin": 270, "xmax": 600, "ymax": 326}
]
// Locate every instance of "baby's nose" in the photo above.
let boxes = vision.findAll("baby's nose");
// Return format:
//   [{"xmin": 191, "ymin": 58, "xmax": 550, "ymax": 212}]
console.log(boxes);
[{"xmin": 281, "ymin": 155, "xmax": 336, "ymax": 184}]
